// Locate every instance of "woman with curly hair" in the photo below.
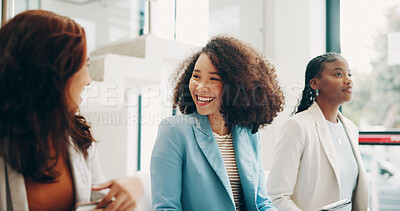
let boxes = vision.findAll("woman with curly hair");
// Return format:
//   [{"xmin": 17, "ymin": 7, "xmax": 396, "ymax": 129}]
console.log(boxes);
[
  {"xmin": 267, "ymin": 52, "xmax": 369, "ymax": 211},
  {"xmin": 150, "ymin": 36, "xmax": 284, "ymax": 210},
  {"xmin": 0, "ymin": 10, "xmax": 142, "ymax": 211}
]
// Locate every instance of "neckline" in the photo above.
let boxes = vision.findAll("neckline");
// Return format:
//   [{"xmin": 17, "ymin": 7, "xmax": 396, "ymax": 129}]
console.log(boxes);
[
  {"xmin": 325, "ymin": 118, "xmax": 341, "ymax": 127},
  {"xmin": 213, "ymin": 131, "xmax": 232, "ymax": 139},
  {"xmin": 326, "ymin": 119, "xmax": 343, "ymax": 144}
]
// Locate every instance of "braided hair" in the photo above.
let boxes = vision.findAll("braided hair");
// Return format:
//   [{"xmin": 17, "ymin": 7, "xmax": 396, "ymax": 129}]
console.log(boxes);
[{"xmin": 295, "ymin": 52, "xmax": 344, "ymax": 114}]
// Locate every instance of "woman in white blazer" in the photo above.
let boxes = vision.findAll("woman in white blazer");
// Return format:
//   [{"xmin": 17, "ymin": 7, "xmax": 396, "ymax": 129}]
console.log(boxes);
[
  {"xmin": 267, "ymin": 52, "xmax": 369, "ymax": 211},
  {"xmin": 0, "ymin": 10, "xmax": 142, "ymax": 211}
]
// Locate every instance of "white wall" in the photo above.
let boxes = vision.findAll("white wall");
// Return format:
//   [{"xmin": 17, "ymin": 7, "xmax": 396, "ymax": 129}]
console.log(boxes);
[
  {"xmin": 175, "ymin": 0, "xmax": 209, "ymax": 46},
  {"xmin": 209, "ymin": 0, "xmax": 263, "ymax": 51},
  {"xmin": 260, "ymin": 0, "xmax": 326, "ymax": 170},
  {"xmin": 148, "ymin": 0, "xmax": 209, "ymax": 46}
]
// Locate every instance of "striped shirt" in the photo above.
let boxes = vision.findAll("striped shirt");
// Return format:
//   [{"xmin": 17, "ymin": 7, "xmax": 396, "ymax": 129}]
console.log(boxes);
[{"xmin": 214, "ymin": 132, "xmax": 244, "ymax": 210}]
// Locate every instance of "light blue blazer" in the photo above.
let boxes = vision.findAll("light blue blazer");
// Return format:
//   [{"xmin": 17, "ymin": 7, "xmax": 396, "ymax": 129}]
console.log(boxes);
[{"xmin": 150, "ymin": 112, "xmax": 276, "ymax": 211}]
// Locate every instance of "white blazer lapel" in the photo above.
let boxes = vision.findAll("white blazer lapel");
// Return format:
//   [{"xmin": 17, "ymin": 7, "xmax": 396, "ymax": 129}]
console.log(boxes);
[
  {"xmin": 192, "ymin": 112, "xmax": 234, "ymax": 203},
  {"xmin": 0, "ymin": 157, "xmax": 29, "ymax": 211},
  {"xmin": 68, "ymin": 142, "xmax": 91, "ymax": 203},
  {"xmin": 309, "ymin": 103, "xmax": 341, "ymax": 185},
  {"xmin": 338, "ymin": 112, "xmax": 370, "ymax": 210},
  {"xmin": 338, "ymin": 113, "xmax": 361, "ymax": 160},
  {"xmin": 338, "ymin": 113, "xmax": 366, "ymax": 176}
]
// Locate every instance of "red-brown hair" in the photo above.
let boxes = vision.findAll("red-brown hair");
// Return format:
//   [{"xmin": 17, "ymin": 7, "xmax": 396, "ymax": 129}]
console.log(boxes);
[{"xmin": 0, "ymin": 10, "xmax": 94, "ymax": 182}]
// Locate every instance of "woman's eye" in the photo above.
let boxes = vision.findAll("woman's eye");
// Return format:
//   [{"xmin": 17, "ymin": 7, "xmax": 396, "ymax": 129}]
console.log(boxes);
[
  {"xmin": 210, "ymin": 77, "xmax": 220, "ymax": 81},
  {"xmin": 335, "ymin": 72, "xmax": 342, "ymax": 77},
  {"xmin": 192, "ymin": 75, "xmax": 200, "ymax": 79}
]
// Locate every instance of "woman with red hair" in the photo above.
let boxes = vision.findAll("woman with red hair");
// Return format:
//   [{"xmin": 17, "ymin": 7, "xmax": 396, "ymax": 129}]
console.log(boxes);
[{"xmin": 0, "ymin": 10, "xmax": 142, "ymax": 210}]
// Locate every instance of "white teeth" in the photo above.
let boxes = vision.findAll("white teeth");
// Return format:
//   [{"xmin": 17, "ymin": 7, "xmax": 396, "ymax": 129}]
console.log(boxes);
[{"xmin": 197, "ymin": 96, "xmax": 214, "ymax": 102}]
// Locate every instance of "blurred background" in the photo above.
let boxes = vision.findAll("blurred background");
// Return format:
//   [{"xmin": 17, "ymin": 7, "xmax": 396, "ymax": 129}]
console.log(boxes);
[{"xmin": 2, "ymin": 0, "xmax": 400, "ymax": 210}]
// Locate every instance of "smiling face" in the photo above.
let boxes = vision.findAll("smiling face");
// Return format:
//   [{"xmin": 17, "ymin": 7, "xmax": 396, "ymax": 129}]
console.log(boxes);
[
  {"xmin": 66, "ymin": 56, "xmax": 91, "ymax": 113},
  {"xmin": 310, "ymin": 58, "xmax": 354, "ymax": 107},
  {"xmin": 189, "ymin": 53, "xmax": 224, "ymax": 117}
]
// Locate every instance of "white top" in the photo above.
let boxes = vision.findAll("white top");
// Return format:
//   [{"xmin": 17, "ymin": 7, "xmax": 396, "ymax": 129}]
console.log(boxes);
[
  {"xmin": 326, "ymin": 119, "xmax": 359, "ymax": 211},
  {"xmin": 214, "ymin": 132, "xmax": 244, "ymax": 210},
  {"xmin": 0, "ymin": 142, "xmax": 108, "ymax": 211},
  {"xmin": 267, "ymin": 102, "xmax": 369, "ymax": 211}
]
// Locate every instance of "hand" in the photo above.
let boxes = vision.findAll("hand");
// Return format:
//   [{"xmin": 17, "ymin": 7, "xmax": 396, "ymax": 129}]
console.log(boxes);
[{"xmin": 92, "ymin": 176, "xmax": 144, "ymax": 211}]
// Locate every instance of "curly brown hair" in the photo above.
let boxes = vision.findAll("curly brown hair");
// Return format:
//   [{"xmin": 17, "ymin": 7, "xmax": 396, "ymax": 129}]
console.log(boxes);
[{"xmin": 172, "ymin": 36, "xmax": 284, "ymax": 133}]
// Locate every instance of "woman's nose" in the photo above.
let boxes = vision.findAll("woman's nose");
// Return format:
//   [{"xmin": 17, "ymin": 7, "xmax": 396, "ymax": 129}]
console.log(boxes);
[
  {"xmin": 86, "ymin": 71, "xmax": 92, "ymax": 85},
  {"xmin": 345, "ymin": 76, "xmax": 352, "ymax": 85},
  {"xmin": 196, "ymin": 81, "xmax": 208, "ymax": 91}
]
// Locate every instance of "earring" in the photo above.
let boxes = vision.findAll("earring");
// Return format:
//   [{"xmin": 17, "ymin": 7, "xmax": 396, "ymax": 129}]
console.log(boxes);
[{"xmin": 316, "ymin": 89, "xmax": 319, "ymax": 96}]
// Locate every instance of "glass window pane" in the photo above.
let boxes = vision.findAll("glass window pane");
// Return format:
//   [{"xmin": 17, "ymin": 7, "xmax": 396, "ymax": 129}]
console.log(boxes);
[
  {"xmin": 15, "ymin": 0, "xmax": 40, "ymax": 14},
  {"xmin": 209, "ymin": 0, "xmax": 263, "ymax": 51},
  {"xmin": 39, "ymin": 0, "xmax": 138, "ymax": 52},
  {"xmin": 341, "ymin": 1, "xmax": 400, "ymax": 211},
  {"xmin": 359, "ymin": 145, "xmax": 400, "ymax": 211},
  {"xmin": 341, "ymin": 0, "xmax": 400, "ymax": 132}
]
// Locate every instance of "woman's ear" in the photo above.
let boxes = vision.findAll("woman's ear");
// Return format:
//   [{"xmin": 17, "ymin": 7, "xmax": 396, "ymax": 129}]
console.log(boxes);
[{"xmin": 309, "ymin": 78, "xmax": 319, "ymax": 90}]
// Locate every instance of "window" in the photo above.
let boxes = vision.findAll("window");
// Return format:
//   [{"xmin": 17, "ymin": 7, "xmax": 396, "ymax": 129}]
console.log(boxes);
[
  {"xmin": 341, "ymin": 0, "xmax": 400, "ymax": 132},
  {"xmin": 340, "ymin": 1, "xmax": 400, "ymax": 210}
]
